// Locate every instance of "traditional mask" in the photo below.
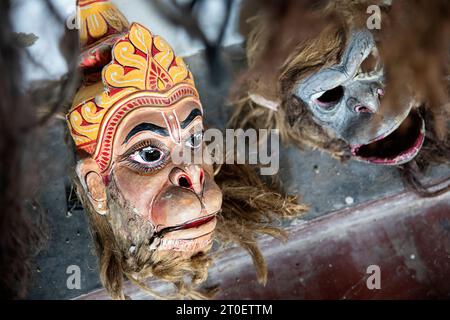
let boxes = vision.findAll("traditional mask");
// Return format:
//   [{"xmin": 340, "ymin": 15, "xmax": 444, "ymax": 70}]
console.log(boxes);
[
  {"xmin": 231, "ymin": 1, "xmax": 449, "ymax": 169},
  {"xmin": 293, "ymin": 29, "xmax": 425, "ymax": 165},
  {"xmin": 69, "ymin": 0, "xmax": 222, "ymax": 254},
  {"xmin": 67, "ymin": 0, "xmax": 222, "ymax": 297},
  {"xmin": 67, "ymin": 0, "xmax": 305, "ymax": 299}
]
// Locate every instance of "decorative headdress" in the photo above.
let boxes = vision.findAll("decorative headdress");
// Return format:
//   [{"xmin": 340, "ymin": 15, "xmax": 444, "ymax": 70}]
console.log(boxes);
[{"xmin": 67, "ymin": 0, "xmax": 199, "ymax": 173}]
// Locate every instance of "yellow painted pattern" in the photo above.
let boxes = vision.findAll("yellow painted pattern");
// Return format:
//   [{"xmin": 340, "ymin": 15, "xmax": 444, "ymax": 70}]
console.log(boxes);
[
  {"xmin": 68, "ymin": 2, "xmax": 196, "ymax": 155},
  {"xmin": 78, "ymin": 0, "xmax": 130, "ymax": 48}
]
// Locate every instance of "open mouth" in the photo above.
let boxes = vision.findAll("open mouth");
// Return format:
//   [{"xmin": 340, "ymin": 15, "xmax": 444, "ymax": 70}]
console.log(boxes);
[{"xmin": 352, "ymin": 110, "xmax": 425, "ymax": 165}]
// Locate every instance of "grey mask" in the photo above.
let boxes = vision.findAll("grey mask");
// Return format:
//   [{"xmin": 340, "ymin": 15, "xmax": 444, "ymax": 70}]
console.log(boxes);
[{"xmin": 293, "ymin": 30, "xmax": 425, "ymax": 165}]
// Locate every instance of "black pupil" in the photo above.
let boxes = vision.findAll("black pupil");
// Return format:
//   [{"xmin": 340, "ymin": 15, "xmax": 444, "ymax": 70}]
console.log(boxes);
[
  {"xmin": 141, "ymin": 149, "xmax": 161, "ymax": 162},
  {"xmin": 317, "ymin": 85, "xmax": 344, "ymax": 105},
  {"xmin": 191, "ymin": 134, "xmax": 200, "ymax": 147}
]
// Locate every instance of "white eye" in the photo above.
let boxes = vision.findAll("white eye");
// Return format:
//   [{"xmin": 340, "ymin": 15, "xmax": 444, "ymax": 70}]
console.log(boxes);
[
  {"xmin": 312, "ymin": 91, "xmax": 325, "ymax": 100},
  {"xmin": 185, "ymin": 131, "xmax": 203, "ymax": 149},
  {"xmin": 130, "ymin": 146, "xmax": 164, "ymax": 165}
]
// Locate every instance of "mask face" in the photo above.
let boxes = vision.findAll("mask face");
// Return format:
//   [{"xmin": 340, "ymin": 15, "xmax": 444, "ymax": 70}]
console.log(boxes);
[
  {"xmin": 69, "ymin": 0, "xmax": 224, "ymax": 258},
  {"xmin": 107, "ymin": 99, "xmax": 222, "ymax": 254},
  {"xmin": 294, "ymin": 30, "xmax": 425, "ymax": 165}
]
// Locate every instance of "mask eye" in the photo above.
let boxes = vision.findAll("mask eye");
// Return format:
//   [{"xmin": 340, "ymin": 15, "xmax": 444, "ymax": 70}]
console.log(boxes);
[
  {"xmin": 314, "ymin": 85, "xmax": 344, "ymax": 109},
  {"xmin": 185, "ymin": 131, "xmax": 203, "ymax": 149},
  {"xmin": 130, "ymin": 146, "xmax": 165, "ymax": 165}
]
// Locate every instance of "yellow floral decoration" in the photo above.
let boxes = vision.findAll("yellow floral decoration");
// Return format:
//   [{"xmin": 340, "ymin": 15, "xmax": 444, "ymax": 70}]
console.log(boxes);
[
  {"xmin": 78, "ymin": 0, "xmax": 130, "ymax": 49},
  {"xmin": 67, "ymin": 3, "xmax": 198, "ymax": 172}
]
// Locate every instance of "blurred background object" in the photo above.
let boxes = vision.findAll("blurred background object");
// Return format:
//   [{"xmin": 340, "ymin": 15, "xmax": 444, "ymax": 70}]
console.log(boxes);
[{"xmin": 12, "ymin": 0, "xmax": 243, "ymax": 85}]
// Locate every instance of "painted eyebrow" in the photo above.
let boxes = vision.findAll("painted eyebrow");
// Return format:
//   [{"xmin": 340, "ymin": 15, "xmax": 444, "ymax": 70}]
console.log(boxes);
[
  {"xmin": 123, "ymin": 108, "xmax": 202, "ymax": 143},
  {"xmin": 181, "ymin": 108, "xmax": 202, "ymax": 129},
  {"xmin": 124, "ymin": 123, "xmax": 169, "ymax": 143}
]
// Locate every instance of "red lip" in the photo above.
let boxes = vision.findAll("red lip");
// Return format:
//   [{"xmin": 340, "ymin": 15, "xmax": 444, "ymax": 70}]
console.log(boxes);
[
  {"xmin": 176, "ymin": 215, "xmax": 216, "ymax": 231},
  {"xmin": 156, "ymin": 213, "xmax": 217, "ymax": 237},
  {"xmin": 351, "ymin": 110, "xmax": 425, "ymax": 165}
]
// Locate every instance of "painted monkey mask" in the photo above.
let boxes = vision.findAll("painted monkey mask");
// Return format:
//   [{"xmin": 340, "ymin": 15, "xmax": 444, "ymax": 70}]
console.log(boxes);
[
  {"xmin": 69, "ymin": 1, "xmax": 221, "ymax": 255},
  {"xmin": 67, "ymin": 0, "xmax": 305, "ymax": 299},
  {"xmin": 293, "ymin": 29, "xmax": 424, "ymax": 165},
  {"xmin": 231, "ymin": 1, "xmax": 449, "ymax": 173}
]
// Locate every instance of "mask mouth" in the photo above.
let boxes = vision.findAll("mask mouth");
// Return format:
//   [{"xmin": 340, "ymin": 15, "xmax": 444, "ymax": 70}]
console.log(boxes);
[
  {"xmin": 172, "ymin": 214, "xmax": 216, "ymax": 232},
  {"xmin": 150, "ymin": 212, "xmax": 218, "ymax": 252},
  {"xmin": 154, "ymin": 212, "xmax": 218, "ymax": 239},
  {"xmin": 351, "ymin": 109, "xmax": 425, "ymax": 165}
]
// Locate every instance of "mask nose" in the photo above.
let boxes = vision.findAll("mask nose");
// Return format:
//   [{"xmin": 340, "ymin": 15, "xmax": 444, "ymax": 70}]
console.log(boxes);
[
  {"xmin": 349, "ymin": 84, "xmax": 383, "ymax": 114},
  {"xmin": 169, "ymin": 165, "xmax": 205, "ymax": 196}
]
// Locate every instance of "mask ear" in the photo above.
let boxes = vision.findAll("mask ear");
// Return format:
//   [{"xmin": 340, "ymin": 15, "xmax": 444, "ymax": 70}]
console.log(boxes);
[{"xmin": 76, "ymin": 158, "xmax": 108, "ymax": 215}]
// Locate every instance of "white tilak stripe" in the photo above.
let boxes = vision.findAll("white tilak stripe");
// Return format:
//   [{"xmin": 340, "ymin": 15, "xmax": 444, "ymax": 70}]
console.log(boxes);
[
  {"xmin": 161, "ymin": 111, "xmax": 181, "ymax": 144},
  {"xmin": 172, "ymin": 110, "xmax": 182, "ymax": 144}
]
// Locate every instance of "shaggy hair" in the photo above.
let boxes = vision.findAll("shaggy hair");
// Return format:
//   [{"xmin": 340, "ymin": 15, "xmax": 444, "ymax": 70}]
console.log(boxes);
[
  {"xmin": 230, "ymin": 0, "xmax": 450, "ymax": 196},
  {"xmin": 0, "ymin": 0, "xmax": 49, "ymax": 299},
  {"xmin": 71, "ymin": 161, "xmax": 306, "ymax": 300}
]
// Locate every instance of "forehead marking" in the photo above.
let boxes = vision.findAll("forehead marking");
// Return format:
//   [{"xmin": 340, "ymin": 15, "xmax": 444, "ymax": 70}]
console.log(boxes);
[{"xmin": 161, "ymin": 110, "xmax": 182, "ymax": 144}]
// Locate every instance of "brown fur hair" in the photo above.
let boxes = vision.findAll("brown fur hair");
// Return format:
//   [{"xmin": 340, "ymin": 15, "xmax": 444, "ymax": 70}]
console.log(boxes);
[{"xmin": 230, "ymin": 0, "xmax": 450, "ymax": 195}]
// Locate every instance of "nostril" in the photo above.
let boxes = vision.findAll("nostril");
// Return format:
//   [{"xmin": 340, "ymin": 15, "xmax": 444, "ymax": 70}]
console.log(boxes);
[
  {"xmin": 355, "ymin": 105, "xmax": 373, "ymax": 113},
  {"xmin": 377, "ymin": 88, "xmax": 385, "ymax": 97},
  {"xmin": 178, "ymin": 175, "xmax": 192, "ymax": 189}
]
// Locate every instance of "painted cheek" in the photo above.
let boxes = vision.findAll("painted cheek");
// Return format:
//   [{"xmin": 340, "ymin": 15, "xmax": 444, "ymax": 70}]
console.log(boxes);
[
  {"xmin": 202, "ymin": 177, "xmax": 222, "ymax": 215},
  {"xmin": 112, "ymin": 167, "xmax": 162, "ymax": 218}
]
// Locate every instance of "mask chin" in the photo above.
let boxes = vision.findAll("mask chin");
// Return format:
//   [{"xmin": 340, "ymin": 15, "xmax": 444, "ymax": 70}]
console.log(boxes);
[
  {"xmin": 151, "ymin": 213, "xmax": 217, "ymax": 253},
  {"xmin": 148, "ymin": 174, "xmax": 222, "ymax": 253},
  {"xmin": 351, "ymin": 109, "xmax": 425, "ymax": 165}
]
